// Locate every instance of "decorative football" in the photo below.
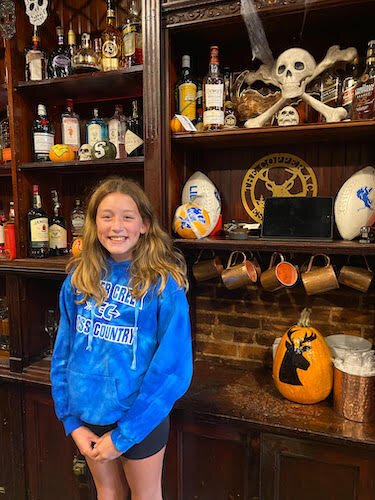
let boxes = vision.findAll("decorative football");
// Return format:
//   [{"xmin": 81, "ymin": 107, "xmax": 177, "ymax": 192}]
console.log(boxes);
[
  {"xmin": 92, "ymin": 140, "xmax": 117, "ymax": 160},
  {"xmin": 334, "ymin": 166, "xmax": 375, "ymax": 240},
  {"xmin": 181, "ymin": 171, "xmax": 221, "ymax": 234},
  {"xmin": 173, "ymin": 202, "xmax": 211, "ymax": 239}
]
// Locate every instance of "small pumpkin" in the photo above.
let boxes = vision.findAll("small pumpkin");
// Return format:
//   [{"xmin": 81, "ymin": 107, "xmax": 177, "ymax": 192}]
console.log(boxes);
[
  {"xmin": 170, "ymin": 115, "xmax": 184, "ymax": 133},
  {"xmin": 92, "ymin": 140, "xmax": 117, "ymax": 160},
  {"xmin": 49, "ymin": 144, "xmax": 75, "ymax": 162},
  {"xmin": 272, "ymin": 308, "xmax": 333, "ymax": 404},
  {"xmin": 71, "ymin": 237, "xmax": 83, "ymax": 258}
]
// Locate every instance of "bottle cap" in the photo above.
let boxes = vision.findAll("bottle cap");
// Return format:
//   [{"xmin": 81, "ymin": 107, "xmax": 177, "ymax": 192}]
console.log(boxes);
[
  {"xmin": 182, "ymin": 55, "xmax": 190, "ymax": 68},
  {"xmin": 66, "ymin": 98, "xmax": 73, "ymax": 109}
]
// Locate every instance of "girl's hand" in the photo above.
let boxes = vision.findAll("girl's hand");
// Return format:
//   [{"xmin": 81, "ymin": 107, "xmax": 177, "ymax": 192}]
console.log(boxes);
[
  {"xmin": 91, "ymin": 432, "xmax": 122, "ymax": 462},
  {"xmin": 71, "ymin": 426, "xmax": 99, "ymax": 458}
]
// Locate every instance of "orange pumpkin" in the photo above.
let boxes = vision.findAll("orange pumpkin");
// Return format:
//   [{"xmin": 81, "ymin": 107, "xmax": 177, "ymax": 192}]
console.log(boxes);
[
  {"xmin": 273, "ymin": 308, "xmax": 333, "ymax": 404},
  {"xmin": 49, "ymin": 144, "xmax": 75, "ymax": 162},
  {"xmin": 170, "ymin": 115, "xmax": 184, "ymax": 133},
  {"xmin": 71, "ymin": 237, "xmax": 83, "ymax": 258}
]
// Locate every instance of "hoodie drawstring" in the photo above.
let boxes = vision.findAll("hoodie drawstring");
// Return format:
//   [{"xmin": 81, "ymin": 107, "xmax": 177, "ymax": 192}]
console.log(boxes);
[
  {"xmin": 86, "ymin": 299, "xmax": 96, "ymax": 352},
  {"xmin": 131, "ymin": 301, "xmax": 140, "ymax": 370}
]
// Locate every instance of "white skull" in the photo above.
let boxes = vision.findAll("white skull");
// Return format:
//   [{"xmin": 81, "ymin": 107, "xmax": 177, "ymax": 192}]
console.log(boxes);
[
  {"xmin": 78, "ymin": 144, "xmax": 93, "ymax": 161},
  {"xmin": 275, "ymin": 48, "xmax": 316, "ymax": 99},
  {"xmin": 277, "ymin": 105, "xmax": 299, "ymax": 126},
  {"xmin": 24, "ymin": 0, "xmax": 48, "ymax": 26}
]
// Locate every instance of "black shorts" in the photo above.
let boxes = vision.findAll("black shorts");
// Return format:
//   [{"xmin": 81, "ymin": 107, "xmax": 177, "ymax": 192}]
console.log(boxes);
[{"xmin": 82, "ymin": 415, "xmax": 170, "ymax": 460}]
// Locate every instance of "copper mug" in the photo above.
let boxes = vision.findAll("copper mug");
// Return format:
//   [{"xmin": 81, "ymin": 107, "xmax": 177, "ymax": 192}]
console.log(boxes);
[
  {"xmin": 302, "ymin": 254, "xmax": 339, "ymax": 295},
  {"xmin": 192, "ymin": 249, "xmax": 223, "ymax": 282},
  {"xmin": 338, "ymin": 256, "xmax": 374, "ymax": 293},
  {"xmin": 221, "ymin": 251, "xmax": 259, "ymax": 290},
  {"xmin": 260, "ymin": 252, "xmax": 298, "ymax": 292}
]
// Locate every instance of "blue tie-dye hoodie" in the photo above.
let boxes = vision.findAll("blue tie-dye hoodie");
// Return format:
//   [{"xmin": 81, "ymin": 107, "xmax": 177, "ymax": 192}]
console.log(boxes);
[{"xmin": 50, "ymin": 257, "xmax": 193, "ymax": 453}]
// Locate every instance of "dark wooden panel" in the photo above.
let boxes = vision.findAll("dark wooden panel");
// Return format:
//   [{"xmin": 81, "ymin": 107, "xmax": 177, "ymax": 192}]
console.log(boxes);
[{"xmin": 261, "ymin": 433, "xmax": 375, "ymax": 500}]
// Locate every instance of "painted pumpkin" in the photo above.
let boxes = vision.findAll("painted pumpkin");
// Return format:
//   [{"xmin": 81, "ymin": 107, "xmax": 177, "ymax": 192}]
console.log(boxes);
[
  {"xmin": 272, "ymin": 308, "xmax": 333, "ymax": 404},
  {"xmin": 49, "ymin": 144, "xmax": 75, "ymax": 162},
  {"xmin": 92, "ymin": 140, "xmax": 117, "ymax": 160},
  {"xmin": 71, "ymin": 237, "xmax": 83, "ymax": 258}
]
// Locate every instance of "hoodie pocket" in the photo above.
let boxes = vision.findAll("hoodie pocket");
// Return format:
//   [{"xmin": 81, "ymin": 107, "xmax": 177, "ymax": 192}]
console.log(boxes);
[{"xmin": 67, "ymin": 369, "xmax": 123, "ymax": 423}]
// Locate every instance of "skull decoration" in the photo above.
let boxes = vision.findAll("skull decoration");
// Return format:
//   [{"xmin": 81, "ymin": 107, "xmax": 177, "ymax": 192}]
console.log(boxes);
[
  {"xmin": 275, "ymin": 49, "xmax": 316, "ymax": 99},
  {"xmin": 24, "ymin": 0, "xmax": 48, "ymax": 26},
  {"xmin": 78, "ymin": 144, "xmax": 93, "ymax": 161},
  {"xmin": 277, "ymin": 105, "xmax": 299, "ymax": 126},
  {"xmin": 0, "ymin": 0, "xmax": 16, "ymax": 39}
]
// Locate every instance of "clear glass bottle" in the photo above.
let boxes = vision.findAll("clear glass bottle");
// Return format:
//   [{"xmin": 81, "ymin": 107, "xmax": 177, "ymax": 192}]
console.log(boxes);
[
  {"xmin": 25, "ymin": 26, "xmax": 46, "ymax": 81},
  {"xmin": 176, "ymin": 55, "xmax": 197, "ymax": 122},
  {"xmin": 86, "ymin": 108, "xmax": 108, "ymax": 147},
  {"xmin": 125, "ymin": 99, "xmax": 144, "ymax": 157},
  {"xmin": 354, "ymin": 40, "xmax": 375, "ymax": 120},
  {"xmin": 203, "ymin": 46, "xmax": 224, "ymax": 131},
  {"xmin": 223, "ymin": 66, "xmax": 237, "ymax": 129},
  {"xmin": 32, "ymin": 104, "xmax": 55, "ymax": 162},
  {"xmin": 70, "ymin": 198, "xmax": 85, "ymax": 241},
  {"xmin": 108, "ymin": 104, "xmax": 126, "ymax": 158},
  {"xmin": 72, "ymin": 32, "xmax": 100, "ymax": 73},
  {"xmin": 61, "ymin": 98, "xmax": 80, "ymax": 153},
  {"xmin": 28, "ymin": 184, "xmax": 49, "ymax": 258},
  {"xmin": 49, "ymin": 190, "xmax": 68, "ymax": 256},
  {"xmin": 67, "ymin": 28, "xmax": 76, "ymax": 62},
  {"xmin": 47, "ymin": 26, "xmax": 72, "ymax": 79},
  {"xmin": 101, "ymin": 0, "xmax": 122, "ymax": 72},
  {"xmin": 122, "ymin": 0, "xmax": 142, "ymax": 68}
]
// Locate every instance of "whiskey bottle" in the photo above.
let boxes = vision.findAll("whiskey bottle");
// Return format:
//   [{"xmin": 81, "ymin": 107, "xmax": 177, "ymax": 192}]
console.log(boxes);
[
  {"xmin": 223, "ymin": 66, "xmax": 237, "ymax": 129},
  {"xmin": 28, "ymin": 185, "xmax": 49, "ymax": 258},
  {"xmin": 341, "ymin": 57, "xmax": 359, "ymax": 120},
  {"xmin": 61, "ymin": 99, "xmax": 80, "ymax": 154},
  {"xmin": 67, "ymin": 28, "xmax": 76, "ymax": 61},
  {"xmin": 86, "ymin": 108, "xmax": 108, "ymax": 147},
  {"xmin": 125, "ymin": 99, "xmax": 144, "ymax": 157},
  {"xmin": 122, "ymin": 0, "xmax": 142, "ymax": 67},
  {"xmin": 101, "ymin": 0, "xmax": 122, "ymax": 72},
  {"xmin": 49, "ymin": 190, "xmax": 68, "ymax": 256},
  {"xmin": 353, "ymin": 40, "xmax": 375, "ymax": 120},
  {"xmin": 72, "ymin": 33, "xmax": 100, "ymax": 73},
  {"xmin": 108, "ymin": 104, "xmax": 126, "ymax": 158},
  {"xmin": 195, "ymin": 80, "xmax": 204, "ymax": 131},
  {"xmin": 177, "ymin": 55, "xmax": 197, "ymax": 122},
  {"xmin": 47, "ymin": 26, "xmax": 72, "ymax": 79},
  {"xmin": 203, "ymin": 46, "xmax": 224, "ymax": 131},
  {"xmin": 319, "ymin": 64, "xmax": 343, "ymax": 115},
  {"xmin": 71, "ymin": 198, "xmax": 85, "ymax": 241},
  {"xmin": 32, "ymin": 104, "xmax": 55, "ymax": 162},
  {"xmin": 25, "ymin": 26, "xmax": 46, "ymax": 81}
]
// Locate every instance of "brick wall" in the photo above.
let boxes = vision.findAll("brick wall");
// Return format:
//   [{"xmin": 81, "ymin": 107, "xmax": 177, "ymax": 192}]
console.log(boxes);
[{"xmin": 190, "ymin": 273, "xmax": 375, "ymax": 368}]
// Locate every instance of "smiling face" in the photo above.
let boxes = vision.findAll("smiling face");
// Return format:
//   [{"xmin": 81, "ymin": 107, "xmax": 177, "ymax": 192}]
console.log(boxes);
[{"xmin": 96, "ymin": 192, "xmax": 148, "ymax": 262}]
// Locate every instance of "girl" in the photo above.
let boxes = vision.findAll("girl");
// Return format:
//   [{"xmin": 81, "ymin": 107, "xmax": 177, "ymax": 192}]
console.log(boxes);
[{"xmin": 51, "ymin": 177, "xmax": 192, "ymax": 500}]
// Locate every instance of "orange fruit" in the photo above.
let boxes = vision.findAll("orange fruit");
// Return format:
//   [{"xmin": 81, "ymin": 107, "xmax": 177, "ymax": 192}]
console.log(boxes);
[
  {"xmin": 71, "ymin": 237, "xmax": 83, "ymax": 257},
  {"xmin": 170, "ymin": 116, "xmax": 184, "ymax": 133}
]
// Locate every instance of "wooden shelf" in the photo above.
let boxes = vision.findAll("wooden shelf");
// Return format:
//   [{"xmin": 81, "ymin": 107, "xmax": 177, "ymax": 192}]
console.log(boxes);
[
  {"xmin": 14, "ymin": 66, "xmax": 143, "ymax": 104},
  {"xmin": 172, "ymin": 120, "xmax": 375, "ymax": 149},
  {"xmin": 0, "ymin": 165, "xmax": 11, "ymax": 177},
  {"xmin": 0, "ymin": 256, "xmax": 68, "ymax": 276},
  {"xmin": 18, "ymin": 157, "xmax": 144, "ymax": 173},
  {"xmin": 174, "ymin": 237, "xmax": 375, "ymax": 255}
]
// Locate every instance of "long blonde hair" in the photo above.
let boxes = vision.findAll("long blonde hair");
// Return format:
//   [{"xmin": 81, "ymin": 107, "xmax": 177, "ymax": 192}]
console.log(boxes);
[{"xmin": 68, "ymin": 176, "xmax": 188, "ymax": 304}]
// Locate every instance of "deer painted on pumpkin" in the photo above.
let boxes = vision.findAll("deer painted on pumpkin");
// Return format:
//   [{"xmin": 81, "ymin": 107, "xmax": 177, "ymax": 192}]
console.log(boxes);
[{"xmin": 279, "ymin": 328, "xmax": 317, "ymax": 385}]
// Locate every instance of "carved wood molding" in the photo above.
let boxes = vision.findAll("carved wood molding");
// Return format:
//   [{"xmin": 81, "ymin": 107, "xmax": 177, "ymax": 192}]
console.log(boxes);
[{"xmin": 163, "ymin": 0, "xmax": 299, "ymax": 28}]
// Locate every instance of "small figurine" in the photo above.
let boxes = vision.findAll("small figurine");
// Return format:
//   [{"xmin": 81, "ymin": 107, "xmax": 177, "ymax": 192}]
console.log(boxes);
[{"xmin": 78, "ymin": 144, "xmax": 93, "ymax": 161}]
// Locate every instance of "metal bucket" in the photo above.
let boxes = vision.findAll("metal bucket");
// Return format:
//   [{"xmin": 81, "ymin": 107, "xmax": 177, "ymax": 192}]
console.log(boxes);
[{"xmin": 333, "ymin": 367, "xmax": 375, "ymax": 423}]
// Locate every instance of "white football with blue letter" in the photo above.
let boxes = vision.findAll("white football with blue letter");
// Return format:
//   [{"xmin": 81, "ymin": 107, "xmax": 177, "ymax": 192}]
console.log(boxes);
[
  {"xmin": 182, "ymin": 171, "xmax": 221, "ymax": 233},
  {"xmin": 334, "ymin": 166, "xmax": 375, "ymax": 240}
]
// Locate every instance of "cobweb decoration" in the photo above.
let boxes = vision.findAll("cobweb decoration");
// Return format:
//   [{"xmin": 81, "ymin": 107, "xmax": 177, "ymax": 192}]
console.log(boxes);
[{"xmin": 240, "ymin": 0, "xmax": 273, "ymax": 66}]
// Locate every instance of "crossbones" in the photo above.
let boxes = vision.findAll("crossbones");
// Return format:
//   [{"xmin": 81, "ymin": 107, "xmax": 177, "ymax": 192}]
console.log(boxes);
[{"xmin": 238, "ymin": 45, "xmax": 357, "ymax": 128}]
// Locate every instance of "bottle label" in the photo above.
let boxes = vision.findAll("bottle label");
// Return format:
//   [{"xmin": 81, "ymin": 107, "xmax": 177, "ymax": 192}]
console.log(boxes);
[
  {"xmin": 203, "ymin": 109, "xmax": 224, "ymax": 126},
  {"xmin": 205, "ymin": 83, "xmax": 224, "ymax": 108},
  {"xmin": 342, "ymin": 79, "xmax": 356, "ymax": 108},
  {"xmin": 0, "ymin": 225, "xmax": 4, "ymax": 245},
  {"xmin": 125, "ymin": 129, "xmax": 144, "ymax": 155},
  {"xmin": 87, "ymin": 124, "xmax": 102, "ymax": 146},
  {"xmin": 26, "ymin": 51, "xmax": 43, "ymax": 80},
  {"xmin": 71, "ymin": 214, "xmax": 85, "ymax": 237},
  {"xmin": 102, "ymin": 41, "xmax": 119, "ymax": 71},
  {"xmin": 354, "ymin": 77, "xmax": 375, "ymax": 119},
  {"xmin": 108, "ymin": 120, "xmax": 121, "ymax": 159},
  {"xmin": 49, "ymin": 224, "xmax": 67, "ymax": 249},
  {"xmin": 33, "ymin": 132, "xmax": 54, "ymax": 154},
  {"xmin": 62, "ymin": 117, "xmax": 80, "ymax": 151},
  {"xmin": 179, "ymin": 82, "xmax": 197, "ymax": 121},
  {"xmin": 53, "ymin": 54, "xmax": 70, "ymax": 69},
  {"xmin": 30, "ymin": 217, "xmax": 49, "ymax": 243},
  {"xmin": 321, "ymin": 81, "xmax": 340, "ymax": 106},
  {"xmin": 123, "ymin": 24, "xmax": 138, "ymax": 57}
]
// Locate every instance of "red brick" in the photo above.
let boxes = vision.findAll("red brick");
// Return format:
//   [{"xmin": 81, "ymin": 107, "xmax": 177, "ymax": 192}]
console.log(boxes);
[
  {"xmin": 255, "ymin": 331, "xmax": 277, "ymax": 346},
  {"xmin": 237, "ymin": 344, "xmax": 268, "ymax": 362},
  {"xmin": 331, "ymin": 308, "xmax": 375, "ymax": 325},
  {"xmin": 233, "ymin": 330, "xmax": 256, "ymax": 344},
  {"xmin": 196, "ymin": 340, "xmax": 237, "ymax": 357},
  {"xmin": 216, "ymin": 313, "xmax": 260, "ymax": 329}
]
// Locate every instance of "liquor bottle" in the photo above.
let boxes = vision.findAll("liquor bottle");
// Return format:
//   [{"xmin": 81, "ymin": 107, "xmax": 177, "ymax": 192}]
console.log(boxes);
[
  {"xmin": 28, "ymin": 185, "xmax": 49, "ymax": 258},
  {"xmin": 223, "ymin": 66, "xmax": 237, "ymax": 129},
  {"xmin": 353, "ymin": 40, "xmax": 375, "ymax": 120},
  {"xmin": 72, "ymin": 33, "xmax": 100, "ymax": 73},
  {"xmin": 25, "ymin": 26, "xmax": 46, "ymax": 81},
  {"xmin": 125, "ymin": 99, "xmax": 144, "ymax": 157},
  {"xmin": 49, "ymin": 190, "xmax": 68, "ymax": 256},
  {"xmin": 47, "ymin": 26, "xmax": 72, "ymax": 79},
  {"xmin": 195, "ymin": 80, "xmax": 204, "ymax": 131},
  {"xmin": 86, "ymin": 108, "xmax": 108, "ymax": 147},
  {"xmin": 93, "ymin": 37, "xmax": 102, "ymax": 70},
  {"xmin": 61, "ymin": 99, "xmax": 81, "ymax": 153},
  {"xmin": 1, "ymin": 106, "xmax": 11, "ymax": 162},
  {"xmin": 176, "ymin": 55, "xmax": 197, "ymax": 122},
  {"xmin": 71, "ymin": 198, "xmax": 85, "ymax": 240},
  {"xmin": 203, "ymin": 46, "xmax": 225, "ymax": 131},
  {"xmin": 0, "ymin": 208, "xmax": 6, "ymax": 257},
  {"xmin": 341, "ymin": 57, "xmax": 359, "ymax": 120},
  {"xmin": 122, "ymin": 0, "xmax": 142, "ymax": 67},
  {"xmin": 101, "ymin": 0, "xmax": 122, "ymax": 72},
  {"xmin": 319, "ymin": 63, "xmax": 344, "ymax": 121},
  {"xmin": 67, "ymin": 28, "xmax": 76, "ymax": 62},
  {"xmin": 4, "ymin": 201, "xmax": 16, "ymax": 259},
  {"xmin": 32, "ymin": 104, "xmax": 55, "ymax": 162},
  {"xmin": 108, "ymin": 104, "xmax": 126, "ymax": 158}
]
